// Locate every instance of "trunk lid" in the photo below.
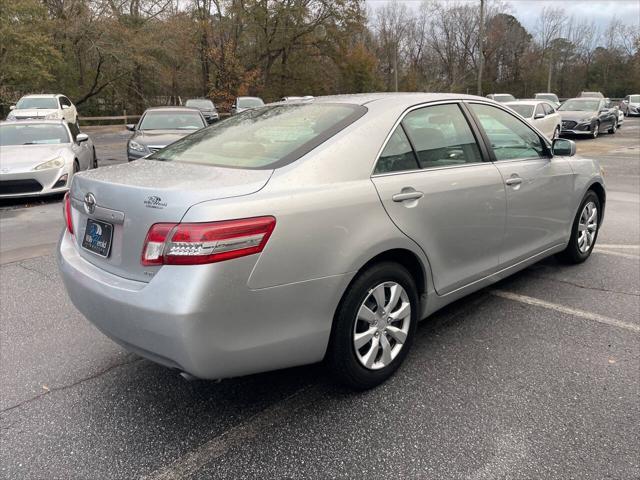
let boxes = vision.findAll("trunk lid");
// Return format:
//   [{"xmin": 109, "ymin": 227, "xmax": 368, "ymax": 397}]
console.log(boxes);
[{"xmin": 69, "ymin": 160, "xmax": 272, "ymax": 282}]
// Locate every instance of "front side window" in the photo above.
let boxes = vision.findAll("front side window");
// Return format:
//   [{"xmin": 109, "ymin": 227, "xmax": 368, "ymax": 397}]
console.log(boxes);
[
  {"xmin": 470, "ymin": 103, "xmax": 546, "ymax": 161},
  {"xmin": 542, "ymin": 103, "xmax": 555, "ymax": 115},
  {"xmin": 150, "ymin": 103, "xmax": 366, "ymax": 169},
  {"xmin": 60, "ymin": 97, "xmax": 72, "ymax": 107},
  {"xmin": 374, "ymin": 126, "xmax": 418, "ymax": 174},
  {"xmin": 139, "ymin": 111, "xmax": 206, "ymax": 130},
  {"xmin": 67, "ymin": 122, "xmax": 80, "ymax": 140},
  {"xmin": 534, "ymin": 104, "xmax": 545, "ymax": 117},
  {"xmin": 0, "ymin": 124, "xmax": 70, "ymax": 145},
  {"xmin": 402, "ymin": 104, "xmax": 483, "ymax": 169}
]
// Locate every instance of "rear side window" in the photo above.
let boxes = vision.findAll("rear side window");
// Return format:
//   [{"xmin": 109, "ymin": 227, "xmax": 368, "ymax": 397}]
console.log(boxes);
[
  {"xmin": 150, "ymin": 104, "xmax": 366, "ymax": 169},
  {"xmin": 402, "ymin": 104, "xmax": 483, "ymax": 169},
  {"xmin": 470, "ymin": 103, "xmax": 546, "ymax": 161},
  {"xmin": 374, "ymin": 127, "xmax": 418, "ymax": 174}
]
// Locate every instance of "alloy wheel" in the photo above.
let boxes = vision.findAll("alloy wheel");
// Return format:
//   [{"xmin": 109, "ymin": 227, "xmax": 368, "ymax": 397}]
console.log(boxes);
[
  {"xmin": 592, "ymin": 123, "xmax": 599, "ymax": 138},
  {"xmin": 353, "ymin": 282, "xmax": 411, "ymax": 370},
  {"xmin": 577, "ymin": 201, "xmax": 598, "ymax": 253}
]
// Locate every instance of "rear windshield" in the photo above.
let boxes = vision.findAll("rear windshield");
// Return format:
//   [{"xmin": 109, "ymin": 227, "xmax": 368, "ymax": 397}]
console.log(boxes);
[
  {"xmin": 16, "ymin": 97, "xmax": 59, "ymax": 109},
  {"xmin": 139, "ymin": 111, "xmax": 205, "ymax": 130},
  {"xmin": 559, "ymin": 99, "xmax": 599, "ymax": 111},
  {"xmin": 0, "ymin": 123, "xmax": 70, "ymax": 145},
  {"xmin": 149, "ymin": 103, "xmax": 366, "ymax": 169},
  {"xmin": 237, "ymin": 97, "xmax": 264, "ymax": 108},
  {"xmin": 535, "ymin": 94, "xmax": 558, "ymax": 102},
  {"xmin": 507, "ymin": 105, "xmax": 534, "ymax": 118},
  {"xmin": 185, "ymin": 99, "xmax": 215, "ymax": 110}
]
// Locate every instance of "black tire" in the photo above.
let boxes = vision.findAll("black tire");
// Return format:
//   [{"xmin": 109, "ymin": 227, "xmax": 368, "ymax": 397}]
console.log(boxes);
[
  {"xmin": 591, "ymin": 121, "xmax": 599, "ymax": 139},
  {"xmin": 556, "ymin": 190, "xmax": 601, "ymax": 264},
  {"xmin": 326, "ymin": 262, "xmax": 419, "ymax": 390},
  {"xmin": 92, "ymin": 148, "xmax": 98, "ymax": 169},
  {"xmin": 608, "ymin": 121, "xmax": 617, "ymax": 134}
]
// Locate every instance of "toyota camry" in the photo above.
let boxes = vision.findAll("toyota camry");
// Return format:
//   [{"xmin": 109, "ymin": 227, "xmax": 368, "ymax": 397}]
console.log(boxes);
[{"xmin": 58, "ymin": 94, "xmax": 605, "ymax": 389}]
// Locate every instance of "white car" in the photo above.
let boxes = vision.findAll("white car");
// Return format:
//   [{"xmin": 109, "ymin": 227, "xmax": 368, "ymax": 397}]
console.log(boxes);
[
  {"xmin": 0, "ymin": 120, "xmax": 96, "ymax": 198},
  {"xmin": 6, "ymin": 94, "xmax": 78, "ymax": 124},
  {"xmin": 505, "ymin": 100, "xmax": 562, "ymax": 140}
]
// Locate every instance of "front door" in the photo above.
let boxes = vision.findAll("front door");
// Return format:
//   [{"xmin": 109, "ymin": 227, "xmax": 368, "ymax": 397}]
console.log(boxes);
[
  {"xmin": 467, "ymin": 102, "xmax": 575, "ymax": 267},
  {"xmin": 372, "ymin": 103, "xmax": 506, "ymax": 295}
]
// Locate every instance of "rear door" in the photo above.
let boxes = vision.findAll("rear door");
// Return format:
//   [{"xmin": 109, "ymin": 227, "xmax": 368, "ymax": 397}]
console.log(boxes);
[
  {"xmin": 467, "ymin": 102, "xmax": 574, "ymax": 267},
  {"xmin": 371, "ymin": 102, "xmax": 506, "ymax": 295}
]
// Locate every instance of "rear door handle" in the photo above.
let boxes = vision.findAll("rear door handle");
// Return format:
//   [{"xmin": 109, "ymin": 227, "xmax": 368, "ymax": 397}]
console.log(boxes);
[
  {"xmin": 505, "ymin": 177, "xmax": 523, "ymax": 186},
  {"xmin": 392, "ymin": 191, "xmax": 424, "ymax": 202}
]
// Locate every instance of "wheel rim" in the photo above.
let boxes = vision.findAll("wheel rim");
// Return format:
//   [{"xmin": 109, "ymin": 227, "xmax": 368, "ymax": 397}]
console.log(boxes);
[
  {"xmin": 353, "ymin": 282, "xmax": 411, "ymax": 370},
  {"xmin": 577, "ymin": 201, "xmax": 598, "ymax": 253},
  {"xmin": 593, "ymin": 124, "xmax": 599, "ymax": 138}
]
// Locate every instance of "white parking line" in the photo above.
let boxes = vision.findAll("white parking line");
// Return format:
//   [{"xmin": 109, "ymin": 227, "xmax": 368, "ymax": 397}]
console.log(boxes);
[
  {"xmin": 491, "ymin": 290, "xmax": 640, "ymax": 333},
  {"xmin": 593, "ymin": 249, "xmax": 640, "ymax": 260},
  {"xmin": 143, "ymin": 384, "xmax": 322, "ymax": 480},
  {"xmin": 596, "ymin": 244, "xmax": 640, "ymax": 250}
]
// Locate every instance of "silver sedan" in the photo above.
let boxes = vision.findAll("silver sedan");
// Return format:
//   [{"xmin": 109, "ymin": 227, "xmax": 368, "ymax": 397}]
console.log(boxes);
[
  {"xmin": 58, "ymin": 94, "xmax": 605, "ymax": 389},
  {"xmin": 1, "ymin": 120, "xmax": 97, "ymax": 198}
]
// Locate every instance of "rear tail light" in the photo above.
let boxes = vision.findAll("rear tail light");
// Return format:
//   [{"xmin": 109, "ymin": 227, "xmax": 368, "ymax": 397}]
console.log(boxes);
[
  {"xmin": 141, "ymin": 216, "xmax": 276, "ymax": 266},
  {"xmin": 63, "ymin": 192, "xmax": 73, "ymax": 234}
]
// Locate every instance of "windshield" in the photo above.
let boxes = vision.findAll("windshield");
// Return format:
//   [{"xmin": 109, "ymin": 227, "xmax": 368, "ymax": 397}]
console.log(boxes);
[
  {"xmin": 536, "ymin": 94, "xmax": 558, "ymax": 102},
  {"xmin": 15, "ymin": 97, "xmax": 58, "ymax": 109},
  {"xmin": 237, "ymin": 97, "xmax": 264, "ymax": 108},
  {"xmin": 149, "ymin": 103, "xmax": 366, "ymax": 169},
  {"xmin": 185, "ymin": 99, "xmax": 215, "ymax": 110},
  {"xmin": 493, "ymin": 95, "xmax": 516, "ymax": 103},
  {"xmin": 580, "ymin": 92, "xmax": 603, "ymax": 98},
  {"xmin": 0, "ymin": 123, "xmax": 70, "ymax": 145},
  {"xmin": 630, "ymin": 95, "xmax": 640, "ymax": 103},
  {"xmin": 139, "ymin": 111, "xmax": 205, "ymax": 130},
  {"xmin": 507, "ymin": 105, "xmax": 534, "ymax": 118},
  {"xmin": 559, "ymin": 100, "xmax": 600, "ymax": 112}
]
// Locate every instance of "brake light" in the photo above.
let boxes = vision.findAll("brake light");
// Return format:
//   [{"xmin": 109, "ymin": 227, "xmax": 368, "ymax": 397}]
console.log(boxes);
[
  {"xmin": 141, "ymin": 216, "xmax": 276, "ymax": 266},
  {"xmin": 63, "ymin": 192, "xmax": 73, "ymax": 234}
]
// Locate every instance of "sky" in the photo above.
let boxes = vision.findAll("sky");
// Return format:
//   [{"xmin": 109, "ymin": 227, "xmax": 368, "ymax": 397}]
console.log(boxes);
[{"xmin": 366, "ymin": 0, "xmax": 640, "ymax": 30}]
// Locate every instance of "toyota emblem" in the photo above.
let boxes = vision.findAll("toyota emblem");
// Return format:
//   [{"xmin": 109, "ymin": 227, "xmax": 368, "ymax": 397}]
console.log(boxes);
[{"xmin": 84, "ymin": 192, "xmax": 96, "ymax": 214}]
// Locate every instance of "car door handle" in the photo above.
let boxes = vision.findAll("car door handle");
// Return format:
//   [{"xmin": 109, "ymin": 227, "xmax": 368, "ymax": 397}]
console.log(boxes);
[
  {"xmin": 392, "ymin": 191, "xmax": 424, "ymax": 202},
  {"xmin": 505, "ymin": 177, "xmax": 523, "ymax": 186}
]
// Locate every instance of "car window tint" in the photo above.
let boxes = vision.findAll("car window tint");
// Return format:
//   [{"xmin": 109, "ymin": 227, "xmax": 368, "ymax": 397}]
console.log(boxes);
[
  {"xmin": 543, "ymin": 103, "xmax": 554, "ymax": 114},
  {"xmin": 374, "ymin": 126, "xmax": 418, "ymax": 174},
  {"xmin": 535, "ymin": 104, "xmax": 544, "ymax": 117},
  {"xmin": 402, "ymin": 104, "xmax": 482, "ymax": 169},
  {"xmin": 150, "ymin": 104, "xmax": 366, "ymax": 169},
  {"xmin": 67, "ymin": 122, "xmax": 80, "ymax": 140},
  {"xmin": 60, "ymin": 97, "xmax": 71, "ymax": 107},
  {"xmin": 470, "ymin": 103, "xmax": 546, "ymax": 161}
]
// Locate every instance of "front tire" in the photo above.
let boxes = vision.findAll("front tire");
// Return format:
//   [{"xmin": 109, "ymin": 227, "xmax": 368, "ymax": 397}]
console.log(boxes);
[
  {"xmin": 92, "ymin": 147, "xmax": 98, "ymax": 169},
  {"xmin": 557, "ymin": 190, "xmax": 601, "ymax": 264},
  {"xmin": 326, "ymin": 262, "xmax": 419, "ymax": 390},
  {"xmin": 591, "ymin": 122, "xmax": 600, "ymax": 139},
  {"xmin": 608, "ymin": 121, "xmax": 617, "ymax": 134}
]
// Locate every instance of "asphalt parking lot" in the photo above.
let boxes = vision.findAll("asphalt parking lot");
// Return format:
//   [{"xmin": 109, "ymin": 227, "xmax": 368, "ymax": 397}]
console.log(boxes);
[{"xmin": 1, "ymin": 119, "xmax": 639, "ymax": 479}]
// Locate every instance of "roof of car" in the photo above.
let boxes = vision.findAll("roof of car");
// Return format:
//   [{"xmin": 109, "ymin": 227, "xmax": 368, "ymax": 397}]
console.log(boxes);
[
  {"xmin": 306, "ymin": 92, "xmax": 498, "ymax": 108},
  {"xmin": 505, "ymin": 99, "xmax": 552, "ymax": 106},
  {"xmin": 0, "ymin": 119, "xmax": 67, "ymax": 125},
  {"xmin": 144, "ymin": 106, "xmax": 202, "ymax": 112},
  {"xmin": 20, "ymin": 94, "xmax": 62, "ymax": 98}
]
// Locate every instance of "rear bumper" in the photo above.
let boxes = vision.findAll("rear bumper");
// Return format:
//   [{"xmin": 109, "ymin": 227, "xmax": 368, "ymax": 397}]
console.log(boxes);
[
  {"xmin": 0, "ymin": 167, "xmax": 70, "ymax": 198},
  {"xmin": 57, "ymin": 230, "xmax": 350, "ymax": 379}
]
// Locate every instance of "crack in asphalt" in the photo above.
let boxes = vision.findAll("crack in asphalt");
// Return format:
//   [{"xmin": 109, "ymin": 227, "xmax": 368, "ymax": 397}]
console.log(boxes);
[
  {"xmin": 0, "ymin": 356, "xmax": 143, "ymax": 415},
  {"xmin": 13, "ymin": 261, "xmax": 58, "ymax": 281}
]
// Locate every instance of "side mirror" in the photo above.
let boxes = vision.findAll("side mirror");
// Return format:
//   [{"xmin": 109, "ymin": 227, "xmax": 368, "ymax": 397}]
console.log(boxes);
[
  {"xmin": 534, "ymin": 113, "xmax": 545, "ymax": 119},
  {"xmin": 9, "ymin": 105, "xmax": 15, "ymax": 110},
  {"xmin": 126, "ymin": 124, "xmax": 136, "ymax": 131},
  {"xmin": 552, "ymin": 138, "xmax": 576, "ymax": 157},
  {"xmin": 76, "ymin": 133, "xmax": 89, "ymax": 143}
]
